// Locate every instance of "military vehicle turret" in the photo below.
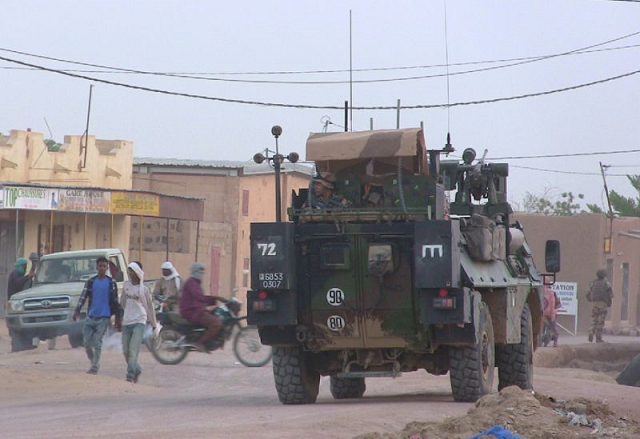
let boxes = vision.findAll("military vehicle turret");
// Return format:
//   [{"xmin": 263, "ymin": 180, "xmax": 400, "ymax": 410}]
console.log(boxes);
[{"xmin": 248, "ymin": 128, "xmax": 560, "ymax": 404}]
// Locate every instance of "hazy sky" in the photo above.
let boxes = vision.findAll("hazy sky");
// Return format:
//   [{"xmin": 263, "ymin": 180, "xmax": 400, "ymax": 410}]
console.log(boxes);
[{"xmin": 1, "ymin": 0, "xmax": 639, "ymax": 210}]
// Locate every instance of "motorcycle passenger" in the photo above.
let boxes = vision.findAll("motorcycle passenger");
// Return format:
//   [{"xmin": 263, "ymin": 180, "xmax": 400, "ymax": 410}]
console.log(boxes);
[
  {"xmin": 153, "ymin": 261, "xmax": 181, "ymax": 311},
  {"xmin": 179, "ymin": 262, "xmax": 228, "ymax": 352}
]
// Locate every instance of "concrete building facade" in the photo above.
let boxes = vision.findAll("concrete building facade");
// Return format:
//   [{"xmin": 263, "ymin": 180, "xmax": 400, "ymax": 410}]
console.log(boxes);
[
  {"xmin": 132, "ymin": 158, "xmax": 312, "ymax": 300},
  {"xmin": 513, "ymin": 212, "xmax": 640, "ymax": 333},
  {"xmin": 0, "ymin": 129, "xmax": 203, "ymax": 316}
]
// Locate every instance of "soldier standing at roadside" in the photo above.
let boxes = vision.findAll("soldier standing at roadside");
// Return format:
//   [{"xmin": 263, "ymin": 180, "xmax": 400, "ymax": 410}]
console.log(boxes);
[{"xmin": 587, "ymin": 269, "xmax": 613, "ymax": 343}]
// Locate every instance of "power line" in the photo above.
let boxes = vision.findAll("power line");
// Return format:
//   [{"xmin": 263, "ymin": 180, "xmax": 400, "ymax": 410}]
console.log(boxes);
[
  {"xmin": 1, "ymin": 29, "xmax": 639, "ymax": 84},
  {"xmin": 490, "ymin": 148, "xmax": 640, "ymax": 160},
  {"xmin": 510, "ymin": 164, "xmax": 628, "ymax": 176},
  {"xmin": 1, "ymin": 43, "xmax": 639, "ymax": 78},
  {"xmin": 1, "ymin": 54, "xmax": 639, "ymax": 110}
]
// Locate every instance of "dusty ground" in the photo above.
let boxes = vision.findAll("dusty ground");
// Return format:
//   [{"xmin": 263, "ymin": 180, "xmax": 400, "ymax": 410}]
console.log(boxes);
[{"xmin": 0, "ymin": 322, "xmax": 639, "ymax": 439}]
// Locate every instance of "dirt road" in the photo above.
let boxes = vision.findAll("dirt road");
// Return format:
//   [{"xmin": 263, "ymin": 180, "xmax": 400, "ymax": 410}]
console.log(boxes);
[{"xmin": 1, "ymin": 329, "xmax": 639, "ymax": 439}]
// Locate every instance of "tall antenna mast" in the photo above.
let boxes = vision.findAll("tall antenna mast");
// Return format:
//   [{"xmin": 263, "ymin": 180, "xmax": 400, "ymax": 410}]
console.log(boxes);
[
  {"xmin": 443, "ymin": 0, "xmax": 454, "ymax": 154},
  {"xmin": 349, "ymin": 10, "xmax": 353, "ymax": 132}
]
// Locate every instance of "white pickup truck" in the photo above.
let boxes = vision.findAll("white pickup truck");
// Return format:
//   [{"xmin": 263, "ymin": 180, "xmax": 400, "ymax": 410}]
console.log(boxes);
[{"xmin": 6, "ymin": 249, "xmax": 129, "ymax": 352}]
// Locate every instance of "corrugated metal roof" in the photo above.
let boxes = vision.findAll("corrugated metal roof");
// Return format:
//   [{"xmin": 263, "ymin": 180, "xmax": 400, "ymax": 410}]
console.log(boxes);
[
  {"xmin": 134, "ymin": 157, "xmax": 250, "ymax": 168},
  {"xmin": 134, "ymin": 156, "xmax": 314, "ymax": 177}
]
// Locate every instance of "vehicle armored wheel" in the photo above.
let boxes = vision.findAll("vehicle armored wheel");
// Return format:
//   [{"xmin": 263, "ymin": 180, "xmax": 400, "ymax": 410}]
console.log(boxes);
[
  {"xmin": 10, "ymin": 330, "xmax": 35, "ymax": 352},
  {"xmin": 272, "ymin": 346, "xmax": 320, "ymax": 404},
  {"xmin": 329, "ymin": 376, "xmax": 366, "ymax": 399},
  {"xmin": 233, "ymin": 326, "xmax": 272, "ymax": 367},
  {"xmin": 149, "ymin": 327, "xmax": 189, "ymax": 365},
  {"xmin": 497, "ymin": 303, "xmax": 534, "ymax": 391},
  {"xmin": 448, "ymin": 302, "xmax": 495, "ymax": 402},
  {"xmin": 68, "ymin": 332, "xmax": 84, "ymax": 348}
]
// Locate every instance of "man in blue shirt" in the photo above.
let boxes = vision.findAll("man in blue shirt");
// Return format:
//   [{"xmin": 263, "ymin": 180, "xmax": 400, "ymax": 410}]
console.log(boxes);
[{"xmin": 74, "ymin": 256, "xmax": 122, "ymax": 374}]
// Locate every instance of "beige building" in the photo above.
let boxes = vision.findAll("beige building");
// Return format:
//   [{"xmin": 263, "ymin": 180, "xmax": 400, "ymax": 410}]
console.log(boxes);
[
  {"xmin": 0, "ymin": 129, "xmax": 203, "ymax": 316},
  {"xmin": 132, "ymin": 158, "xmax": 312, "ymax": 299},
  {"xmin": 513, "ymin": 212, "xmax": 640, "ymax": 333}
]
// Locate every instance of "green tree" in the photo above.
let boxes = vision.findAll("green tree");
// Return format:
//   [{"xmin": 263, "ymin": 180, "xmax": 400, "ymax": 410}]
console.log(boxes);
[
  {"xmin": 608, "ymin": 175, "xmax": 640, "ymax": 217},
  {"xmin": 521, "ymin": 190, "xmax": 599, "ymax": 216}
]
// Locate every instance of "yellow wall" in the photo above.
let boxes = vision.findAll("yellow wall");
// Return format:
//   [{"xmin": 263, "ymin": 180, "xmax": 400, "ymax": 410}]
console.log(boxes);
[
  {"xmin": 0, "ymin": 129, "xmax": 133, "ymax": 260},
  {"xmin": 0, "ymin": 129, "xmax": 133, "ymax": 189}
]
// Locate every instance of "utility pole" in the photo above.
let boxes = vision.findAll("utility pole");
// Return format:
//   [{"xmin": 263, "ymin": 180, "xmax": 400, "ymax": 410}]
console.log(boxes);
[{"xmin": 600, "ymin": 162, "xmax": 614, "ymax": 253}]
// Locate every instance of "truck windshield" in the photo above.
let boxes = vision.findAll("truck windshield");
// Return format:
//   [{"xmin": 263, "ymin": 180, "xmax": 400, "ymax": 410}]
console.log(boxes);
[{"xmin": 35, "ymin": 257, "xmax": 101, "ymax": 284}]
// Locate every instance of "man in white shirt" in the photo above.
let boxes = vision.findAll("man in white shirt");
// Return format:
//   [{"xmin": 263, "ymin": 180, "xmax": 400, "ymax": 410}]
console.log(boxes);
[{"xmin": 119, "ymin": 261, "xmax": 157, "ymax": 383}]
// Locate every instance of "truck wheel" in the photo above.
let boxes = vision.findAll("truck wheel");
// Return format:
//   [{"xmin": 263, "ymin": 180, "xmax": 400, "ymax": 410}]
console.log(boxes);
[
  {"xmin": 272, "ymin": 346, "xmax": 320, "ymax": 404},
  {"xmin": 11, "ymin": 330, "xmax": 35, "ymax": 353},
  {"xmin": 68, "ymin": 332, "xmax": 84, "ymax": 348},
  {"xmin": 497, "ymin": 303, "xmax": 534, "ymax": 391},
  {"xmin": 330, "ymin": 376, "xmax": 366, "ymax": 399},
  {"xmin": 449, "ymin": 302, "xmax": 495, "ymax": 402}
]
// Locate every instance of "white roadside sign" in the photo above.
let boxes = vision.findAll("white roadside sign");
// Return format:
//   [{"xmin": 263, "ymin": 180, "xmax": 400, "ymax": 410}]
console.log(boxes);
[{"xmin": 551, "ymin": 282, "xmax": 578, "ymax": 316}]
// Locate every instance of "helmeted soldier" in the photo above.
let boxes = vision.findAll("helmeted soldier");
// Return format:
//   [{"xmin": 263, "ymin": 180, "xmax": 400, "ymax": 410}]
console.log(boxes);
[
  {"xmin": 587, "ymin": 268, "xmax": 613, "ymax": 343},
  {"xmin": 305, "ymin": 172, "xmax": 347, "ymax": 209}
]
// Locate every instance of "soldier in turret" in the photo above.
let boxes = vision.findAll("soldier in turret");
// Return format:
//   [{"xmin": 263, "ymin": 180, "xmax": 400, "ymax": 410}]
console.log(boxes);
[
  {"xmin": 587, "ymin": 269, "xmax": 613, "ymax": 343},
  {"xmin": 305, "ymin": 172, "xmax": 347, "ymax": 209}
]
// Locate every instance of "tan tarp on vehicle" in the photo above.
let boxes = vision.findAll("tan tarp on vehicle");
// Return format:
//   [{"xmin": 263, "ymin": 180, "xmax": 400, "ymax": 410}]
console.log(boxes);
[{"xmin": 306, "ymin": 128, "xmax": 429, "ymax": 176}]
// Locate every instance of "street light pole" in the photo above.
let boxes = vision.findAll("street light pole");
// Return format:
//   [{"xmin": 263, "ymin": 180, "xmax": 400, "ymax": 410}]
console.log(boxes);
[
  {"xmin": 253, "ymin": 126, "xmax": 299, "ymax": 224},
  {"xmin": 271, "ymin": 125, "xmax": 283, "ymax": 222}
]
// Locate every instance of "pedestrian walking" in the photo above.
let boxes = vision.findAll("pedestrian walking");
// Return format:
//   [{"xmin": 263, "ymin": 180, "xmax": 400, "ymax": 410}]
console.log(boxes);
[
  {"xmin": 7, "ymin": 257, "xmax": 37, "ymax": 352},
  {"xmin": 587, "ymin": 269, "xmax": 613, "ymax": 343},
  {"xmin": 543, "ymin": 285, "xmax": 561, "ymax": 347},
  {"xmin": 120, "ymin": 261, "xmax": 157, "ymax": 383},
  {"xmin": 73, "ymin": 256, "xmax": 122, "ymax": 374}
]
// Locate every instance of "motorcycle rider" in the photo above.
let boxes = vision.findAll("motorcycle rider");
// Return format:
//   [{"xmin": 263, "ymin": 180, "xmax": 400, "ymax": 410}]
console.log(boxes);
[{"xmin": 179, "ymin": 262, "xmax": 228, "ymax": 352}]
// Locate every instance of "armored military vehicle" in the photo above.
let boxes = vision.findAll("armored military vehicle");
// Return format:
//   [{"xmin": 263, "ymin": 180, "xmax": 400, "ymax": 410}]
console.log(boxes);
[{"xmin": 247, "ymin": 128, "xmax": 560, "ymax": 404}]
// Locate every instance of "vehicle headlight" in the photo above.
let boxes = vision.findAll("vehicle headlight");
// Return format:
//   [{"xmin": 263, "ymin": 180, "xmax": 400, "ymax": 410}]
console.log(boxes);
[{"xmin": 8, "ymin": 299, "xmax": 23, "ymax": 311}]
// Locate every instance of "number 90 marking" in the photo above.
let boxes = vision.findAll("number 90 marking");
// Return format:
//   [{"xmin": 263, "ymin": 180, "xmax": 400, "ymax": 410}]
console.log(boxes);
[{"xmin": 326, "ymin": 288, "xmax": 344, "ymax": 306}]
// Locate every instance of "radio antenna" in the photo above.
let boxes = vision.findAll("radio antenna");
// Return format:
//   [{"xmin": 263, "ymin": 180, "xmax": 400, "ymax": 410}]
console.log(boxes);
[{"xmin": 442, "ymin": 0, "xmax": 454, "ymax": 154}]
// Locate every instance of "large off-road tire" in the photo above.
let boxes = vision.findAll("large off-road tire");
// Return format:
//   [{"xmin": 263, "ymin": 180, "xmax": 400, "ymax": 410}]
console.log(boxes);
[
  {"xmin": 272, "ymin": 346, "xmax": 320, "ymax": 405},
  {"xmin": 233, "ymin": 326, "xmax": 272, "ymax": 367},
  {"xmin": 497, "ymin": 303, "xmax": 534, "ymax": 391},
  {"xmin": 449, "ymin": 302, "xmax": 495, "ymax": 402},
  {"xmin": 149, "ymin": 327, "xmax": 189, "ymax": 365},
  {"xmin": 329, "ymin": 376, "xmax": 366, "ymax": 399},
  {"xmin": 10, "ymin": 330, "xmax": 35, "ymax": 353}
]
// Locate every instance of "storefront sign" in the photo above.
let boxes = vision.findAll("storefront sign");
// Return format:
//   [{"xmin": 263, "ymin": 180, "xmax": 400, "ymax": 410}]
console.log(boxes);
[
  {"xmin": 111, "ymin": 191, "xmax": 159, "ymax": 216},
  {"xmin": 3, "ymin": 186, "xmax": 60, "ymax": 210},
  {"xmin": 58, "ymin": 189, "xmax": 111, "ymax": 213},
  {"xmin": 551, "ymin": 282, "xmax": 578, "ymax": 316}
]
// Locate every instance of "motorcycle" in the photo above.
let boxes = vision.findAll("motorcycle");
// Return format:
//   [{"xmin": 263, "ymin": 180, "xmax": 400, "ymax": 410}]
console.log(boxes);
[{"xmin": 148, "ymin": 296, "xmax": 272, "ymax": 367}]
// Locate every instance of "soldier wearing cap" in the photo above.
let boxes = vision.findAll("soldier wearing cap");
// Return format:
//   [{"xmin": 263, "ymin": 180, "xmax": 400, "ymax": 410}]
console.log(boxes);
[
  {"xmin": 306, "ymin": 172, "xmax": 347, "ymax": 209},
  {"xmin": 587, "ymin": 268, "xmax": 613, "ymax": 343}
]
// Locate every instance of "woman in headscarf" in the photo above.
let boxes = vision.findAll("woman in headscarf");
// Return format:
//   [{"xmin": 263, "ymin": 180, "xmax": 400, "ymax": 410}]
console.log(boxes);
[
  {"xmin": 119, "ymin": 261, "xmax": 157, "ymax": 383},
  {"xmin": 152, "ymin": 261, "xmax": 181, "ymax": 310}
]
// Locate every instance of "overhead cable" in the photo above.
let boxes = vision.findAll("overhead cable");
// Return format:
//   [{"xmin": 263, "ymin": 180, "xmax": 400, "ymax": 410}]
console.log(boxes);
[
  {"xmin": 1, "ymin": 43, "xmax": 639, "ymax": 76},
  {"xmin": 490, "ymin": 148, "xmax": 640, "ymax": 160},
  {"xmin": 1, "ymin": 29, "xmax": 639, "ymax": 84},
  {"xmin": 1, "ymin": 54, "xmax": 639, "ymax": 110},
  {"xmin": 510, "ymin": 164, "xmax": 628, "ymax": 176}
]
